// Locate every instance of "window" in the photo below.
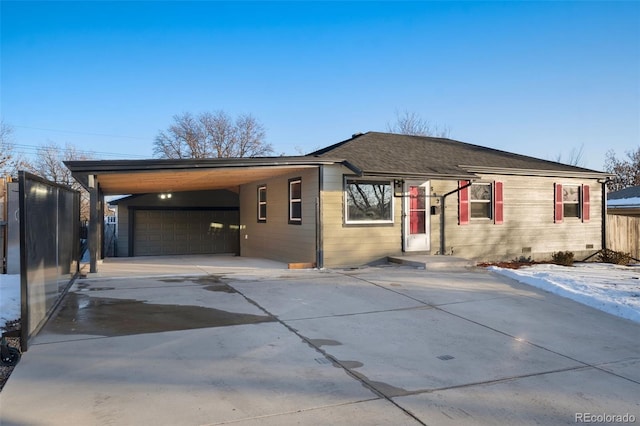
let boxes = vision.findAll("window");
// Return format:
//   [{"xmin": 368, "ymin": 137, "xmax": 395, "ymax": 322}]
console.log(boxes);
[
  {"xmin": 257, "ymin": 185, "xmax": 267, "ymax": 222},
  {"xmin": 459, "ymin": 180, "xmax": 503, "ymax": 225},
  {"xmin": 563, "ymin": 185, "xmax": 580, "ymax": 218},
  {"xmin": 345, "ymin": 179, "xmax": 393, "ymax": 223},
  {"xmin": 289, "ymin": 178, "xmax": 302, "ymax": 224},
  {"xmin": 554, "ymin": 183, "xmax": 590, "ymax": 223},
  {"xmin": 470, "ymin": 183, "xmax": 492, "ymax": 219}
]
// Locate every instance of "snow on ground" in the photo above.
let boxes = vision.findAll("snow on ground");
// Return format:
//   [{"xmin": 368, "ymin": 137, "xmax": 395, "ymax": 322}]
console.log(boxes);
[
  {"xmin": 0, "ymin": 274, "xmax": 20, "ymax": 330},
  {"xmin": 490, "ymin": 263, "xmax": 640, "ymax": 323}
]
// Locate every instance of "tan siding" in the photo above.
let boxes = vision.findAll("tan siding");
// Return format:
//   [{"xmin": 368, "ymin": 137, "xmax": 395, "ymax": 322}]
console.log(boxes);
[
  {"xmin": 321, "ymin": 166, "xmax": 402, "ymax": 267},
  {"xmin": 438, "ymin": 175, "xmax": 603, "ymax": 261},
  {"xmin": 239, "ymin": 168, "xmax": 318, "ymax": 264}
]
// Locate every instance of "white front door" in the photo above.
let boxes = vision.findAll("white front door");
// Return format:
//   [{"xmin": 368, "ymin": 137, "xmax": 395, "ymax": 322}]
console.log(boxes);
[{"xmin": 404, "ymin": 181, "xmax": 430, "ymax": 252}]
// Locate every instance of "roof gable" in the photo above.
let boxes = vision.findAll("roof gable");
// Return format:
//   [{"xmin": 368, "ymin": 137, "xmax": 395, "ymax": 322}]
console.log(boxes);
[{"xmin": 311, "ymin": 132, "xmax": 606, "ymax": 178}]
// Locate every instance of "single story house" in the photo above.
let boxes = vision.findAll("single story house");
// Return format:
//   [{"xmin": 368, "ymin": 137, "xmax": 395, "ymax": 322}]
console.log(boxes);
[
  {"xmin": 66, "ymin": 131, "xmax": 611, "ymax": 271},
  {"xmin": 607, "ymin": 186, "xmax": 640, "ymax": 217}
]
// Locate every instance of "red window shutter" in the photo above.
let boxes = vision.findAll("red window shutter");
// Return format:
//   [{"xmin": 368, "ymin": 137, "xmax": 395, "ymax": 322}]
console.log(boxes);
[
  {"xmin": 494, "ymin": 181, "xmax": 504, "ymax": 225},
  {"xmin": 554, "ymin": 183, "xmax": 563, "ymax": 223},
  {"xmin": 582, "ymin": 184, "xmax": 590, "ymax": 222},
  {"xmin": 459, "ymin": 180, "xmax": 469, "ymax": 225}
]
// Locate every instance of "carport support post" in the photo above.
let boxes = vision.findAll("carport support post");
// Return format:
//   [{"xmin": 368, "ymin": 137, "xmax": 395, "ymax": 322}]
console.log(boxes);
[{"xmin": 88, "ymin": 179, "xmax": 100, "ymax": 273}]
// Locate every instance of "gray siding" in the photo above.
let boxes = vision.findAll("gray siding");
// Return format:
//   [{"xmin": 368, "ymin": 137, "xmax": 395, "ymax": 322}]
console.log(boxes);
[{"xmin": 239, "ymin": 168, "xmax": 318, "ymax": 264}]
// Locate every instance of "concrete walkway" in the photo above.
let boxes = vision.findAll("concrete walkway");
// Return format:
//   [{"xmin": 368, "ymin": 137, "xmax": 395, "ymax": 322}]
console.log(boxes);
[{"xmin": 1, "ymin": 256, "xmax": 639, "ymax": 425}]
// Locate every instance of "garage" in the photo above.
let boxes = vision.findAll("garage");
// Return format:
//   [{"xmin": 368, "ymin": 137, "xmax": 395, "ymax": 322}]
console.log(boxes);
[{"xmin": 132, "ymin": 208, "xmax": 239, "ymax": 256}]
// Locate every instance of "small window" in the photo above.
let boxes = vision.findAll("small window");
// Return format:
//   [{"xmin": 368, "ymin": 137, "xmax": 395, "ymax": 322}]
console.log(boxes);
[
  {"xmin": 257, "ymin": 185, "xmax": 267, "ymax": 222},
  {"xmin": 470, "ymin": 183, "xmax": 492, "ymax": 219},
  {"xmin": 345, "ymin": 179, "xmax": 393, "ymax": 223},
  {"xmin": 563, "ymin": 185, "xmax": 581, "ymax": 218},
  {"xmin": 289, "ymin": 178, "xmax": 302, "ymax": 224}
]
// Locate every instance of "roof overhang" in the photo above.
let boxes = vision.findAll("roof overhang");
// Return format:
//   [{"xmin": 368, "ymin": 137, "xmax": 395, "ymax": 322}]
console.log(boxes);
[
  {"xmin": 460, "ymin": 165, "xmax": 613, "ymax": 179},
  {"xmin": 65, "ymin": 156, "xmax": 360, "ymax": 195}
]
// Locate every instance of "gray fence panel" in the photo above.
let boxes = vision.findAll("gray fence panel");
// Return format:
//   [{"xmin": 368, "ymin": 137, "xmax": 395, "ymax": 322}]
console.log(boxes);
[{"xmin": 19, "ymin": 172, "xmax": 80, "ymax": 350}]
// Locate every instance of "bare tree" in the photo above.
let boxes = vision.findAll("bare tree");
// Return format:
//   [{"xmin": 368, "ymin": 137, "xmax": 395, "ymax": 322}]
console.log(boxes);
[
  {"xmin": 22, "ymin": 142, "xmax": 94, "ymax": 220},
  {"xmin": 0, "ymin": 120, "xmax": 16, "ymax": 176},
  {"xmin": 554, "ymin": 144, "xmax": 585, "ymax": 167},
  {"xmin": 604, "ymin": 147, "xmax": 640, "ymax": 191},
  {"xmin": 153, "ymin": 111, "xmax": 273, "ymax": 159},
  {"xmin": 387, "ymin": 110, "xmax": 451, "ymax": 138}
]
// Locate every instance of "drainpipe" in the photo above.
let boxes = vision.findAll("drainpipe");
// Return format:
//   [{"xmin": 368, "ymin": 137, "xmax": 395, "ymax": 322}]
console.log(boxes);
[
  {"xmin": 439, "ymin": 181, "xmax": 473, "ymax": 256},
  {"xmin": 316, "ymin": 166, "xmax": 324, "ymax": 269},
  {"xmin": 600, "ymin": 178, "xmax": 611, "ymax": 252}
]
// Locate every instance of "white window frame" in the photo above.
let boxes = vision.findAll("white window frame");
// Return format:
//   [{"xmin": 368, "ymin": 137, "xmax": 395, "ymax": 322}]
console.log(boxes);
[
  {"xmin": 563, "ymin": 184, "xmax": 581, "ymax": 219},
  {"xmin": 469, "ymin": 182, "xmax": 493, "ymax": 220},
  {"xmin": 257, "ymin": 185, "xmax": 267, "ymax": 222},
  {"xmin": 344, "ymin": 178, "xmax": 394, "ymax": 224},
  {"xmin": 289, "ymin": 178, "xmax": 302, "ymax": 224}
]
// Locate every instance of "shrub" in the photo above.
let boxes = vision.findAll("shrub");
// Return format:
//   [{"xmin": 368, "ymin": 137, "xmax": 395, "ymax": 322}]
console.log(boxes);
[
  {"xmin": 552, "ymin": 251, "xmax": 574, "ymax": 266},
  {"xmin": 597, "ymin": 249, "xmax": 632, "ymax": 265}
]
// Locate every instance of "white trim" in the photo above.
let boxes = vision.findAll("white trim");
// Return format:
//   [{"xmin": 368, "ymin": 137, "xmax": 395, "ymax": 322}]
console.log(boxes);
[
  {"xmin": 289, "ymin": 178, "xmax": 302, "ymax": 223},
  {"xmin": 403, "ymin": 180, "xmax": 431, "ymax": 252},
  {"xmin": 257, "ymin": 185, "xmax": 267, "ymax": 222},
  {"xmin": 343, "ymin": 178, "xmax": 394, "ymax": 224}
]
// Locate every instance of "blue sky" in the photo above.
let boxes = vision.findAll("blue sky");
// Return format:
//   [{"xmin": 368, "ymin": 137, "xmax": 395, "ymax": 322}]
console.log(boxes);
[{"xmin": 2, "ymin": 1, "xmax": 639, "ymax": 170}]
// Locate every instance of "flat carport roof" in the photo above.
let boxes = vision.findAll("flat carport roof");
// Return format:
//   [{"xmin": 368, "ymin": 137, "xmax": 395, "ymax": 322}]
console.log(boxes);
[
  {"xmin": 65, "ymin": 156, "xmax": 360, "ymax": 272},
  {"xmin": 65, "ymin": 156, "xmax": 359, "ymax": 195}
]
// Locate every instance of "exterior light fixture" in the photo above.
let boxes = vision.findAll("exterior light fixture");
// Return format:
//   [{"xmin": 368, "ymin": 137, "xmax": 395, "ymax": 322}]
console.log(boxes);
[{"xmin": 159, "ymin": 193, "xmax": 173, "ymax": 200}]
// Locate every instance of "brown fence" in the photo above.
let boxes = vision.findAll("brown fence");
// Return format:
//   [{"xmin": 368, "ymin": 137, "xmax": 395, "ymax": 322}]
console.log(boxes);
[{"xmin": 606, "ymin": 214, "xmax": 640, "ymax": 260}]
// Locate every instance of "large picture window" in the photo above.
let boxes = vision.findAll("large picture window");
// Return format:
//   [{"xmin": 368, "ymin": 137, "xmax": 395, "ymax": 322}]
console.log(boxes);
[
  {"xmin": 345, "ymin": 179, "xmax": 393, "ymax": 223},
  {"xmin": 289, "ymin": 178, "xmax": 302, "ymax": 224}
]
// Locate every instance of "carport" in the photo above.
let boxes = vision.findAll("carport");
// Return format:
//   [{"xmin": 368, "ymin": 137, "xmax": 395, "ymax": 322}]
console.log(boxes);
[{"xmin": 65, "ymin": 156, "xmax": 356, "ymax": 273}]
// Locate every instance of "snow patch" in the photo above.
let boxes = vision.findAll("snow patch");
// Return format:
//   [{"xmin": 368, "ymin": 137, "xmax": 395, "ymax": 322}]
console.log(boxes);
[
  {"xmin": 490, "ymin": 263, "xmax": 640, "ymax": 323},
  {"xmin": 0, "ymin": 274, "xmax": 21, "ymax": 330}
]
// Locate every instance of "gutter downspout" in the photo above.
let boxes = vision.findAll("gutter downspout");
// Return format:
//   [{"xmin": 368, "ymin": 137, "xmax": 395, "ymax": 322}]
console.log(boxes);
[
  {"xmin": 601, "ymin": 178, "xmax": 611, "ymax": 252},
  {"xmin": 316, "ymin": 166, "xmax": 324, "ymax": 269},
  {"xmin": 439, "ymin": 181, "xmax": 473, "ymax": 256}
]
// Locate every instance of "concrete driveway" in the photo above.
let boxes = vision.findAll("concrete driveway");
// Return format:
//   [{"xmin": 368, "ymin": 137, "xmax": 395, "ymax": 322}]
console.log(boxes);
[{"xmin": 1, "ymin": 256, "xmax": 639, "ymax": 425}]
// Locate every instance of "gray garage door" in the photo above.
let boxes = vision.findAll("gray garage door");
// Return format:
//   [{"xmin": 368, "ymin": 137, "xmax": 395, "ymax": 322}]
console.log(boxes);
[{"xmin": 133, "ymin": 209, "xmax": 239, "ymax": 256}]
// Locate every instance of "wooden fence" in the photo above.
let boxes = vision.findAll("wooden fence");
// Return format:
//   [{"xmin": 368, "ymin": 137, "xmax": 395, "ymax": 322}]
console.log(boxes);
[{"xmin": 606, "ymin": 214, "xmax": 640, "ymax": 260}]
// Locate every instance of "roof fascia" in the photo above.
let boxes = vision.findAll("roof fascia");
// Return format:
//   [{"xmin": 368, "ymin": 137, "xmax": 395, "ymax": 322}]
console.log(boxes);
[
  {"xmin": 359, "ymin": 170, "xmax": 478, "ymax": 181},
  {"xmin": 460, "ymin": 165, "xmax": 612, "ymax": 179},
  {"xmin": 64, "ymin": 156, "xmax": 348, "ymax": 173}
]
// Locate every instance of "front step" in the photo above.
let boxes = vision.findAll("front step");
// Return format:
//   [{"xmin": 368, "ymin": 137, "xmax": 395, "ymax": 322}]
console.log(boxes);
[{"xmin": 388, "ymin": 255, "xmax": 476, "ymax": 270}]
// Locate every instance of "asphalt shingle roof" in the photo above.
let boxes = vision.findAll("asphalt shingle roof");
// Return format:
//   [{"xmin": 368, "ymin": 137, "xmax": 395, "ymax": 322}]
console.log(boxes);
[
  {"xmin": 609, "ymin": 186, "xmax": 640, "ymax": 200},
  {"xmin": 311, "ymin": 132, "xmax": 605, "ymax": 178}
]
